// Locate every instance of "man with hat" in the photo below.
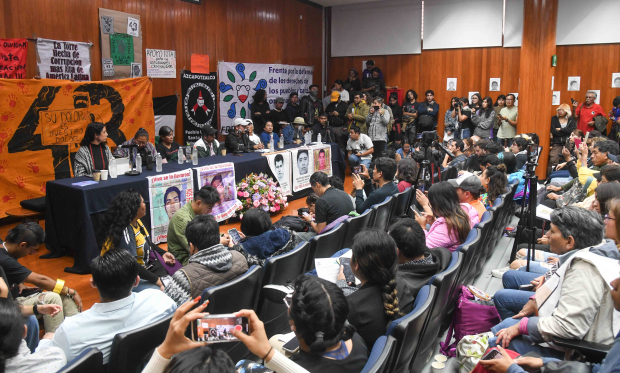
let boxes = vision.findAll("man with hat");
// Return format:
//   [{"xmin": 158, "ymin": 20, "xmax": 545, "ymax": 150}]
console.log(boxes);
[
  {"xmin": 325, "ymin": 90, "xmax": 349, "ymax": 153},
  {"xmin": 449, "ymin": 172, "xmax": 487, "ymax": 220},
  {"xmin": 194, "ymin": 125, "xmax": 221, "ymax": 158},
  {"xmin": 282, "ymin": 117, "xmax": 306, "ymax": 145},
  {"xmin": 268, "ymin": 96, "xmax": 289, "ymax": 134},
  {"xmin": 225, "ymin": 118, "xmax": 259, "ymax": 153}
]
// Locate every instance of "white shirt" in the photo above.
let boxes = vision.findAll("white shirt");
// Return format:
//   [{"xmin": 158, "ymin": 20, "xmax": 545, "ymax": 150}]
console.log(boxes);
[
  {"xmin": 338, "ymin": 89, "xmax": 350, "ymax": 102},
  {"xmin": 346, "ymin": 133, "xmax": 374, "ymax": 161},
  {"xmin": 40, "ymin": 290, "xmax": 176, "ymax": 364},
  {"xmin": 194, "ymin": 138, "xmax": 220, "ymax": 155},
  {"xmin": 6, "ymin": 340, "xmax": 66, "ymax": 373},
  {"xmin": 248, "ymin": 133, "xmax": 261, "ymax": 145}
]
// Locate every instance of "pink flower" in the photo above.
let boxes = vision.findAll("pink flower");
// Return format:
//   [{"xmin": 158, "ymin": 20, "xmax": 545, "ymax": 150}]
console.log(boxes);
[
  {"xmin": 244, "ymin": 191, "xmax": 250, "ymax": 198},
  {"xmin": 253, "ymin": 185, "xmax": 259, "ymax": 190},
  {"xmin": 270, "ymin": 207, "xmax": 276, "ymax": 212},
  {"xmin": 237, "ymin": 191, "xmax": 244, "ymax": 197},
  {"xmin": 268, "ymin": 195, "xmax": 274, "ymax": 201},
  {"xmin": 253, "ymin": 200, "xmax": 260, "ymax": 208},
  {"xmin": 282, "ymin": 196, "xmax": 288, "ymax": 202},
  {"xmin": 241, "ymin": 183, "xmax": 248, "ymax": 189},
  {"xmin": 275, "ymin": 205, "xmax": 280, "ymax": 211},
  {"xmin": 246, "ymin": 198, "xmax": 251, "ymax": 203},
  {"xmin": 239, "ymin": 213, "xmax": 244, "ymax": 220},
  {"xmin": 284, "ymin": 202, "xmax": 289, "ymax": 207},
  {"xmin": 275, "ymin": 199, "xmax": 281, "ymax": 204},
  {"xmin": 261, "ymin": 199, "xmax": 268, "ymax": 206}
]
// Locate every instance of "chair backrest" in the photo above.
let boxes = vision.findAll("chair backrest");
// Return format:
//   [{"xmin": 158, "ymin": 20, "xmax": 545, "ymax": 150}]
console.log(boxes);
[
  {"xmin": 107, "ymin": 316, "xmax": 172, "ymax": 373},
  {"xmin": 386, "ymin": 285, "xmax": 437, "ymax": 373},
  {"xmin": 475, "ymin": 211, "xmax": 495, "ymax": 263},
  {"xmin": 58, "ymin": 348, "xmax": 104, "ymax": 373},
  {"xmin": 200, "ymin": 265, "xmax": 264, "ymax": 313},
  {"xmin": 361, "ymin": 335, "xmax": 397, "ymax": 373},
  {"xmin": 372, "ymin": 196, "xmax": 395, "ymax": 231},
  {"xmin": 342, "ymin": 208, "xmax": 375, "ymax": 249},
  {"xmin": 390, "ymin": 188, "xmax": 413, "ymax": 222},
  {"xmin": 457, "ymin": 227, "xmax": 481, "ymax": 285},
  {"xmin": 305, "ymin": 222, "xmax": 346, "ymax": 272}
]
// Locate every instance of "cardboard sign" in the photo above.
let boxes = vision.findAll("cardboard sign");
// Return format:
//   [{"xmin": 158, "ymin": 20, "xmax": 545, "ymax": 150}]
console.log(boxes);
[
  {"xmin": 40, "ymin": 109, "xmax": 90, "ymax": 146},
  {"xmin": 191, "ymin": 54, "xmax": 209, "ymax": 74}
]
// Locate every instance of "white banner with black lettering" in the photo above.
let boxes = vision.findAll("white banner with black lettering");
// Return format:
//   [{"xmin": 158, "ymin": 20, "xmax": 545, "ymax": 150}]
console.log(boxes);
[
  {"xmin": 36, "ymin": 38, "xmax": 92, "ymax": 81},
  {"xmin": 265, "ymin": 151, "xmax": 292, "ymax": 196}
]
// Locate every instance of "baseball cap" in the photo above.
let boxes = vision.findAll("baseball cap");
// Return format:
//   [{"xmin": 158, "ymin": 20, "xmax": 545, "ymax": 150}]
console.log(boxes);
[
  {"xmin": 233, "ymin": 118, "xmax": 245, "ymax": 126},
  {"xmin": 241, "ymin": 119, "xmax": 252, "ymax": 126},
  {"xmin": 275, "ymin": 97, "xmax": 285, "ymax": 104},
  {"xmin": 331, "ymin": 91, "xmax": 340, "ymax": 102},
  {"xmin": 448, "ymin": 172, "xmax": 482, "ymax": 193},
  {"xmin": 201, "ymin": 125, "xmax": 217, "ymax": 136}
]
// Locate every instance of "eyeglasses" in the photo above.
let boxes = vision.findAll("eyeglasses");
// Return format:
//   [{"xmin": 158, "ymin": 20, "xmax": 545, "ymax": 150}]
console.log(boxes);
[{"xmin": 605, "ymin": 215, "xmax": 616, "ymax": 222}]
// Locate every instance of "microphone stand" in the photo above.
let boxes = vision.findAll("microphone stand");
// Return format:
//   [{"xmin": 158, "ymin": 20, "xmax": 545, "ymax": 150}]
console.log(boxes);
[{"xmin": 121, "ymin": 144, "xmax": 140, "ymax": 176}]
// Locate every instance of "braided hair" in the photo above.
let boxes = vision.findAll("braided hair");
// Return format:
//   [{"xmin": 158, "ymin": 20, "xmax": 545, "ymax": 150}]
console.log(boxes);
[
  {"xmin": 351, "ymin": 229, "xmax": 403, "ymax": 324},
  {"xmin": 289, "ymin": 275, "xmax": 355, "ymax": 355}
]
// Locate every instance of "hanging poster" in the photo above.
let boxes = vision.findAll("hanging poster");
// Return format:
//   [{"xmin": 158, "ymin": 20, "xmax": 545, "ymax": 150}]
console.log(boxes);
[
  {"xmin": 0, "ymin": 39, "xmax": 28, "ymax": 79},
  {"xmin": 265, "ymin": 151, "xmax": 292, "ymax": 195},
  {"xmin": 613, "ymin": 73, "xmax": 620, "ymax": 88},
  {"xmin": 489, "ymin": 78, "xmax": 501, "ymax": 91},
  {"xmin": 146, "ymin": 49, "xmax": 176, "ymax": 78},
  {"xmin": 218, "ymin": 62, "xmax": 313, "ymax": 135},
  {"xmin": 290, "ymin": 147, "xmax": 314, "ymax": 192},
  {"xmin": 195, "ymin": 163, "xmax": 242, "ymax": 222},
  {"xmin": 311, "ymin": 144, "xmax": 333, "ymax": 177},
  {"xmin": 446, "ymin": 78, "xmax": 457, "ymax": 91},
  {"xmin": 568, "ymin": 77, "xmax": 580, "ymax": 91},
  {"xmin": 101, "ymin": 16, "xmax": 114, "ymax": 34},
  {"xmin": 131, "ymin": 62, "xmax": 142, "ymax": 78},
  {"xmin": 0, "ymin": 77, "xmax": 154, "ymax": 218},
  {"xmin": 147, "ymin": 169, "xmax": 194, "ymax": 243},
  {"xmin": 102, "ymin": 58, "xmax": 114, "ymax": 77},
  {"xmin": 191, "ymin": 54, "xmax": 209, "ymax": 74},
  {"xmin": 181, "ymin": 70, "xmax": 217, "ymax": 144},
  {"xmin": 36, "ymin": 38, "xmax": 92, "ymax": 81},
  {"xmin": 110, "ymin": 33, "xmax": 134, "ymax": 66},
  {"xmin": 552, "ymin": 91, "xmax": 560, "ymax": 106},
  {"xmin": 127, "ymin": 17, "xmax": 140, "ymax": 37}
]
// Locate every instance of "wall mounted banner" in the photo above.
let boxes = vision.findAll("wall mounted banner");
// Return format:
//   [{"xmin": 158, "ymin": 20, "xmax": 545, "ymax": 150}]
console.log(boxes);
[
  {"xmin": 147, "ymin": 169, "xmax": 194, "ymax": 243},
  {"xmin": 181, "ymin": 70, "xmax": 217, "ymax": 144},
  {"xmin": 217, "ymin": 62, "xmax": 313, "ymax": 135},
  {"xmin": 290, "ymin": 146, "xmax": 314, "ymax": 192},
  {"xmin": 0, "ymin": 77, "xmax": 154, "ymax": 218},
  {"xmin": 310, "ymin": 144, "xmax": 333, "ymax": 177},
  {"xmin": 99, "ymin": 8, "xmax": 143, "ymax": 80},
  {"xmin": 195, "ymin": 162, "xmax": 241, "ymax": 222},
  {"xmin": 265, "ymin": 151, "xmax": 292, "ymax": 196},
  {"xmin": 146, "ymin": 49, "xmax": 176, "ymax": 78},
  {"xmin": 36, "ymin": 38, "xmax": 92, "ymax": 81},
  {"xmin": 0, "ymin": 39, "xmax": 28, "ymax": 79}
]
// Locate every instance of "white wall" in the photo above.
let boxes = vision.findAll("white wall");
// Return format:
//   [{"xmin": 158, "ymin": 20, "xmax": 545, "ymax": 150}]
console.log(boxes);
[
  {"xmin": 556, "ymin": 0, "xmax": 620, "ymax": 45},
  {"xmin": 503, "ymin": 0, "xmax": 523, "ymax": 47}
]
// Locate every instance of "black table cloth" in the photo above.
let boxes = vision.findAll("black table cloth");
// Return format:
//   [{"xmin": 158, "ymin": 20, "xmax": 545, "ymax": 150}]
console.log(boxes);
[{"xmin": 44, "ymin": 143, "xmax": 345, "ymax": 274}]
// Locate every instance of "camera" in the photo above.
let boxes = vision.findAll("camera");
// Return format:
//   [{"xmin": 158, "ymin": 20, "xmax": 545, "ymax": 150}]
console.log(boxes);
[
  {"xmin": 298, "ymin": 207, "xmax": 310, "ymax": 215},
  {"xmin": 421, "ymin": 130, "xmax": 438, "ymax": 145}
]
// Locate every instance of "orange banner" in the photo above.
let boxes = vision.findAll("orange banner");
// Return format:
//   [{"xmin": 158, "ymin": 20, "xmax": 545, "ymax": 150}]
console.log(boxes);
[{"xmin": 0, "ymin": 77, "xmax": 154, "ymax": 216}]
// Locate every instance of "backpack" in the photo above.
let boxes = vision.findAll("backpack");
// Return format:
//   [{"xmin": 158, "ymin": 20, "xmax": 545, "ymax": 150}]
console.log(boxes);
[
  {"xmin": 456, "ymin": 332, "xmax": 494, "ymax": 373},
  {"xmin": 440, "ymin": 286, "xmax": 501, "ymax": 357},
  {"xmin": 555, "ymin": 176, "xmax": 594, "ymax": 208},
  {"xmin": 273, "ymin": 215, "xmax": 310, "ymax": 232}
]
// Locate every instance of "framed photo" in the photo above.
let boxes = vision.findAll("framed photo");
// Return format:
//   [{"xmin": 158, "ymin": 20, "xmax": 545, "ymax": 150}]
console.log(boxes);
[
  {"xmin": 489, "ymin": 78, "xmax": 500, "ymax": 91},
  {"xmin": 567, "ymin": 76, "xmax": 580, "ymax": 91},
  {"xmin": 552, "ymin": 91, "xmax": 560, "ymax": 106},
  {"xmin": 612, "ymin": 73, "xmax": 620, "ymax": 88},
  {"xmin": 180, "ymin": 0, "xmax": 201, "ymax": 3},
  {"xmin": 446, "ymin": 78, "xmax": 457, "ymax": 91}
]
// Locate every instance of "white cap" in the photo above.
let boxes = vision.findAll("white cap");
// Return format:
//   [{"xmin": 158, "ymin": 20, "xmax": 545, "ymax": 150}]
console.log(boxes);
[{"xmin": 233, "ymin": 118, "xmax": 244, "ymax": 126}]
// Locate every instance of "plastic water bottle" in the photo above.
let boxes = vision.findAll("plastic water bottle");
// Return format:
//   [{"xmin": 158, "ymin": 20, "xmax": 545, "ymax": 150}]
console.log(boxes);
[
  {"xmin": 156, "ymin": 153, "xmax": 162, "ymax": 172},
  {"xmin": 317, "ymin": 133, "xmax": 322, "ymax": 144},
  {"xmin": 109, "ymin": 157, "xmax": 117, "ymax": 178},
  {"xmin": 135, "ymin": 154, "xmax": 142, "ymax": 173},
  {"xmin": 192, "ymin": 147, "xmax": 198, "ymax": 165},
  {"xmin": 305, "ymin": 131, "xmax": 312, "ymax": 144},
  {"xmin": 178, "ymin": 148, "xmax": 184, "ymax": 164},
  {"xmin": 278, "ymin": 135, "xmax": 284, "ymax": 149},
  {"xmin": 269, "ymin": 134, "xmax": 274, "ymax": 152}
]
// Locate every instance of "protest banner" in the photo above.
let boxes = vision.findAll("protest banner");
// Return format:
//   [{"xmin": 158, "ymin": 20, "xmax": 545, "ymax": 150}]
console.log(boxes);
[
  {"xmin": 181, "ymin": 70, "xmax": 217, "ymax": 144},
  {"xmin": 0, "ymin": 39, "xmax": 27, "ymax": 79},
  {"xmin": 147, "ymin": 169, "xmax": 194, "ymax": 243},
  {"xmin": 310, "ymin": 144, "xmax": 333, "ymax": 177},
  {"xmin": 290, "ymin": 147, "xmax": 313, "ymax": 192},
  {"xmin": 146, "ymin": 49, "xmax": 176, "ymax": 79},
  {"xmin": 195, "ymin": 162, "xmax": 241, "ymax": 222},
  {"xmin": 217, "ymin": 62, "xmax": 313, "ymax": 134},
  {"xmin": 265, "ymin": 151, "xmax": 292, "ymax": 195},
  {"xmin": 99, "ymin": 8, "xmax": 143, "ymax": 80},
  {"xmin": 36, "ymin": 38, "xmax": 92, "ymax": 81}
]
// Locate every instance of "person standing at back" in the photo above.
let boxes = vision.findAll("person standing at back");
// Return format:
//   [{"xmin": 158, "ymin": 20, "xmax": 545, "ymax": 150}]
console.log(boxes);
[
  {"xmin": 285, "ymin": 92, "xmax": 300, "ymax": 122},
  {"xmin": 497, "ymin": 94, "xmax": 518, "ymax": 147},
  {"xmin": 300, "ymin": 84, "xmax": 324, "ymax": 127},
  {"xmin": 325, "ymin": 90, "xmax": 349, "ymax": 153},
  {"xmin": 417, "ymin": 90, "xmax": 439, "ymax": 134},
  {"xmin": 346, "ymin": 92, "xmax": 369, "ymax": 134},
  {"xmin": 366, "ymin": 97, "xmax": 390, "ymax": 158},
  {"xmin": 573, "ymin": 90, "xmax": 606, "ymax": 134}
]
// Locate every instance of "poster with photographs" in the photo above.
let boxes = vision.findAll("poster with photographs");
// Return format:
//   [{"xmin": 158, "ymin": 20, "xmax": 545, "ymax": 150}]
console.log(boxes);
[
  {"xmin": 590, "ymin": 90, "xmax": 600, "ymax": 105},
  {"xmin": 446, "ymin": 78, "xmax": 457, "ymax": 91},
  {"xmin": 265, "ymin": 151, "xmax": 292, "ymax": 196},
  {"xmin": 127, "ymin": 17, "xmax": 140, "ymax": 37},
  {"xmin": 568, "ymin": 77, "xmax": 580, "ymax": 91},
  {"xmin": 147, "ymin": 169, "xmax": 194, "ymax": 244},
  {"xmin": 290, "ymin": 147, "xmax": 314, "ymax": 192},
  {"xmin": 195, "ymin": 163, "xmax": 241, "ymax": 222},
  {"xmin": 468, "ymin": 92, "xmax": 479, "ymax": 105},
  {"xmin": 101, "ymin": 16, "xmax": 114, "ymax": 34},
  {"xmin": 131, "ymin": 62, "xmax": 142, "ymax": 78},
  {"xmin": 489, "ymin": 78, "xmax": 501, "ymax": 91},
  {"xmin": 510, "ymin": 93, "xmax": 519, "ymax": 107},
  {"xmin": 102, "ymin": 58, "xmax": 114, "ymax": 77},
  {"xmin": 613, "ymin": 73, "xmax": 620, "ymax": 88},
  {"xmin": 552, "ymin": 91, "xmax": 560, "ymax": 106},
  {"xmin": 311, "ymin": 144, "xmax": 332, "ymax": 177}
]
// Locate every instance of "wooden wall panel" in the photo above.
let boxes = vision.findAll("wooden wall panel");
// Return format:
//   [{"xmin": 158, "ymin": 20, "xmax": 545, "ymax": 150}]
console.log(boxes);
[{"xmin": 0, "ymin": 0, "xmax": 323, "ymax": 144}]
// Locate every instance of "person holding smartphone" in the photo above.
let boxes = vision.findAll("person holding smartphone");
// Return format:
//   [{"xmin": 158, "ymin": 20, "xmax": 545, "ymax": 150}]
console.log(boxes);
[
  {"xmin": 346, "ymin": 125, "xmax": 374, "ymax": 171},
  {"xmin": 366, "ymin": 97, "xmax": 390, "ymax": 159}
]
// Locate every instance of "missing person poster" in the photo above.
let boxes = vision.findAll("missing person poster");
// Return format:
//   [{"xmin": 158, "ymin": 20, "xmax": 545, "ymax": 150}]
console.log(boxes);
[
  {"xmin": 290, "ymin": 147, "xmax": 313, "ymax": 192},
  {"xmin": 36, "ymin": 38, "xmax": 92, "ymax": 81},
  {"xmin": 265, "ymin": 151, "xmax": 292, "ymax": 195},
  {"xmin": 311, "ymin": 144, "xmax": 332, "ymax": 177},
  {"xmin": 147, "ymin": 169, "xmax": 194, "ymax": 244},
  {"xmin": 195, "ymin": 162, "xmax": 241, "ymax": 222}
]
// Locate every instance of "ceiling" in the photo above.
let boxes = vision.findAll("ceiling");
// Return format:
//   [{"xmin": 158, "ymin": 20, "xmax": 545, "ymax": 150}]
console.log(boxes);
[{"xmin": 311, "ymin": 0, "xmax": 380, "ymax": 7}]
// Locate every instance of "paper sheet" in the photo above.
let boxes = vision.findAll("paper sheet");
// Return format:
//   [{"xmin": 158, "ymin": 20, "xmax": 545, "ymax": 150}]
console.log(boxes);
[
  {"xmin": 536, "ymin": 205, "xmax": 553, "ymax": 221},
  {"xmin": 278, "ymin": 331, "xmax": 296, "ymax": 343}
]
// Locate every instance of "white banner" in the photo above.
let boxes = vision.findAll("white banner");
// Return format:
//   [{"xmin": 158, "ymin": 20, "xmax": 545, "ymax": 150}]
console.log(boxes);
[
  {"xmin": 147, "ymin": 169, "xmax": 194, "ymax": 244},
  {"xmin": 146, "ymin": 49, "xmax": 176, "ymax": 78},
  {"xmin": 195, "ymin": 162, "xmax": 242, "ymax": 222},
  {"xmin": 218, "ymin": 62, "xmax": 313, "ymax": 135},
  {"xmin": 265, "ymin": 151, "xmax": 292, "ymax": 196},
  {"xmin": 290, "ymin": 147, "xmax": 314, "ymax": 193},
  {"xmin": 36, "ymin": 38, "xmax": 92, "ymax": 81}
]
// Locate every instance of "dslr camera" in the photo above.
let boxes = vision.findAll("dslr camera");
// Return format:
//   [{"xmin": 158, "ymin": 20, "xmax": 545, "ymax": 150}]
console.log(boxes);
[{"xmin": 298, "ymin": 207, "xmax": 310, "ymax": 215}]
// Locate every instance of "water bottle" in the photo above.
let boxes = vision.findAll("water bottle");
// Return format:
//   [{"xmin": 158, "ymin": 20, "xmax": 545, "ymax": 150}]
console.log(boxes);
[
  {"xmin": 156, "ymin": 153, "xmax": 162, "ymax": 172},
  {"xmin": 135, "ymin": 154, "xmax": 142, "ymax": 173},
  {"xmin": 305, "ymin": 131, "xmax": 312, "ymax": 144},
  {"xmin": 178, "ymin": 147, "xmax": 184, "ymax": 164},
  {"xmin": 269, "ymin": 134, "xmax": 274, "ymax": 152},
  {"xmin": 317, "ymin": 133, "xmax": 322, "ymax": 144},
  {"xmin": 109, "ymin": 157, "xmax": 117, "ymax": 178},
  {"xmin": 278, "ymin": 135, "xmax": 284, "ymax": 149},
  {"xmin": 192, "ymin": 147, "xmax": 198, "ymax": 165}
]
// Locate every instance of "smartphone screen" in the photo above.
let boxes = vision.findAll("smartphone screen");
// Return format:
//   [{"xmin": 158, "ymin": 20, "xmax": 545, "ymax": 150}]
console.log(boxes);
[
  {"xmin": 282, "ymin": 337, "xmax": 300, "ymax": 353},
  {"xmin": 584, "ymin": 131, "xmax": 590, "ymax": 143},
  {"xmin": 228, "ymin": 229, "xmax": 242, "ymax": 245},
  {"xmin": 354, "ymin": 165, "xmax": 362, "ymax": 174},
  {"xmin": 339, "ymin": 257, "xmax": 356, "ymax": 286},
  {"xmin": 574, "ymin": 138, "xmax": 581, "ymax": 149},
  {"xmin": 481, "ymin": 349, "xmax": 502, "ymax": 361},
  {"xmin": 410, "ymin": 205, "xmax": 421, "ymax": 216},
  {"xmin": 192, "ymin": 315, "xmax": 248, "ymax": 343}
]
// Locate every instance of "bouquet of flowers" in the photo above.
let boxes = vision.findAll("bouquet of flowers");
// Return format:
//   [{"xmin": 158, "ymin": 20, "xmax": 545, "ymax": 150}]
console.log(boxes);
[{"xmin": 236, "ymin": 173, "xmax": 288, "ymax": 217}]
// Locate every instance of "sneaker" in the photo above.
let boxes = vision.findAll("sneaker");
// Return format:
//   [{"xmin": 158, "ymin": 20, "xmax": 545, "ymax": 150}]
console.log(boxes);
[
  {"xmin": 491, "ymin": 266, "xmax": 510, "ymax": 278},
  {"xmin": 262, "ymin": 284, "xmax": 294, "ymax": 304}
]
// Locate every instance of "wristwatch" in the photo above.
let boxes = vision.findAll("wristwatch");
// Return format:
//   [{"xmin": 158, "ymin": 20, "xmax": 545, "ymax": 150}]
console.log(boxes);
[{"xmin": 33, "ymin": 304, "xmax": 39, "ymax": 316}]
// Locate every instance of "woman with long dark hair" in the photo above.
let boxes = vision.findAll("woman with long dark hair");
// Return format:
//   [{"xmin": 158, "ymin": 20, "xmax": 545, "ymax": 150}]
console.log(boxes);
[
  {"xmin": 493, "ymin": 95, "xmax": 507, "ymax": 141},
  {"xmin": 470, "ymin": 93, "xmax": 483, "ymax": 111},
  {"xmin": 396, "ymin": 158, "xmax": 417, "ymax": 192},
  {"xmin": 472, "ymin": 96, "xmax": 496, "ymax": 139},
  {"xmin": 99, "ymin": 189, "xmax": 177, "ymax": 292},
  {"xmin": 479, "ymin": 164, "xmax": 508, "ymax": 209},
  {"xmin": 414, "ymin": 181, "xmax": 479, "ymax": 251},
  {"xmin": 402, "ymin": 90, "xmax": 419, "ymax": 144},
  {"xmin": 338, "ymin": 229, "xmax": 413, "ymax": 348},
  {"xmin": 74, "ymin": 122, "xmax": 113, "ymax": 177},
  {"xmin": 444, "ymin": 97, "xmax": 460, "ymax": 142},
  {"xmin": 156, "ymin": 125, "xmax": 181, "ymax": 163},
  {"xmin": 251, "ymin": 89, "xmax": 270, "ymax": 134}
]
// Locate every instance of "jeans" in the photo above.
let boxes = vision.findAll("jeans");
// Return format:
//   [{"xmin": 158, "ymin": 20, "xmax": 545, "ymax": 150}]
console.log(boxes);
[
  {"xmin": 518, "ymin": 263, "xmax": 550, "ymax": 274},
  {"xmin": 133, "ymin": 279, "xmax": 162, "ymax": 292},
  {"xmin": 493, "ymin": 289, "xmax": 534, "ymax": 319},
  {"xmin": 460, "ymin": 128, "xmax": 471, "ymax": 139},
  {"xmin": 489, "ymin": 318, "xmax": 565, "ymax": 359},
  {"xmin": 348, "ymin": 154, "xmax": 372, "ymax": 171},
  {"xmin": 502, "ymin": 270, "xmax": 540, "ymax": 290},
  {"xmin": 25, "ymin": 315, "xmax": 40, "ymax": 352},
  {"xmin": 17, "ymin": 291, "xmax": 79, "ymax": 333}
]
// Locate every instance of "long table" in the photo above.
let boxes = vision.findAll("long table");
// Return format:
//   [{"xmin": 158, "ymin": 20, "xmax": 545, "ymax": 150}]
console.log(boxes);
[{"xmin": 44, "ymin": 143, "xmax": 345, "ymax": 274}]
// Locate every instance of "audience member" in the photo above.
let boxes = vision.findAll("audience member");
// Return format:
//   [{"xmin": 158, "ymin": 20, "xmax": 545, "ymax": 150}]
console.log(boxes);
[
  {"xmin": 115, "ymin": 127, "xmax": 157, "ymax": 160},
  {"xmin": 164, "ymin": 215, "xmax": 248, "ymax": 305},
  {"xmin": 456, "ymin": 97, "xmax": 474, "ymax": 139},
  {"xmin": 193, "ymin": 125, "xmax": 222, "ymax": 157},
  {"xmin": 334, "ymin": 79, "xmax": 350, "ymax": 103},
  {"xmin": 250, "ymin": 89, "xmax": 270, "ymax": 134},
  {"xmin": 417, "ymin": 90, "xmax": 439, "ymax": 133},
  {"xmin": 449, "ymin": 172, "xmax": 486, "ymax": 219},
  {"xmin": 311, "ymin": 113, "xmax": 333, "ymax": 143},
  {"xmin": 41, "ymin": 249, "xmax": 176, "ymax": 363},
  {"xmin": 267, "ymin": 97, "xmax": 289, "ymax": 134},
  {"xmin": 167, "ymin": 186, "xmax": 223, "ymax": 265},
  {"xmin": 402, "ymin": 90, "xmax": 420, "ymax": 144},
  {"xmin": 362, "ymin": 67, "xmax": 385, "ymax": 97},
  {"xmin": 156, "ymin": 125, "xmax": 181, "ymax": 163},
  {"xmin": 472, "ymin": 97, "xmax": 496, "ymax": 139},
  {"xmin": 444, "ymin": 97, "xmax": 459, "ymax": 143},
  {"xmin": 485, "ymin": 141, "xmax": 503, "ymax": 155},
  {"xmin": 497, "ymin": 94, "xmax": 518, "ymax": 146},
  {"xmin": 493, "ymin": 95, "xmax": 507, "ymax": 141},
  {"xmin": 388, "ymin": 93, "xmax": 403, "ymax": 144},
  {"xmin": 74, "ymin": 122, "xmax": 113, "ymax": 177},
  {"xmin": 347, "ymin": 92, "xmax": 369, "ymax": 135},
  {"xmin": 352, "ymin": 157, "xmax": 398, "ymax": 213},
  {"xmin": 511, "ymin": 137, "xmax": 529, "ymax": 170},
  {"xmin": 344, "ymin": 68, "xmax": 362, "ymax": 98},
  {"xmin": 325, "ymin": 91, "xmax": 348, "ymax": 151},
  {"xmin": 389, "ymin": 219, "xmax": 451, "ymax": 297},
  {"xmin": 548, "ymin": 104, "xmax": 577, "ymax": 175},
  {"xmin": 573, "ymin": 91, "xmax": 606, "ymax": 134},
  {"xmin": 606, "ymin": 198, "xmax": 620, "ymax": 248},
  {"xmin": 323, "ymin": 86, "xmax": 336, "ymax": 110},
  {"xmin": 395, "ymin": 141, "xmax": 412, "ymax": 162},
  {"xmin": 396, "ymin": 158, "xmax": 417, "ymax": 192},
  {"xmin": 366, "ymin": 97, "xmax": 390, "ymax": 157},
  {"xmin": 479, "ymin": 165, "xmax": 508, "ymax": 209},
  {"xmin": 442, "ymin": 139, "xmax": 467, "ymax": 169},
  {"xmin": 414, "ymin": 182, "xmax": 479, "ymax": 251},
  {"xmin": 362, "ymin": 60, "xmax": 382, "ymax": 81},
  {"xmin": 346, "ymin": 125, "xmax": 374, "ymax": 170},
  {"xmin": 285, "ymin": 92, "xmax": 300, "ymax": 123},
  {"xmin": 328, "ymin": 176, "xmax": 345, "ymax": 192},
  {"xmin": 475, "ymin": 138, "xmax": 490, "ymax": 157},
  {"xmin": 0, "ymin": 223, "xmax": 81, "ymax": 333},
  {"xmin": 470, "ymin": 93, "xmax": 482, "ymax": 111},
  {"xmin": 260, "ymin": 121, "xmax": 281, "ymax": 147},
  {"xmin": 300, "ymin": 85, "xmax": 324, "ymax": 127},
  {"xmin": 479, "ymin": 154, "xmax": 501, "ymax": 172},
  {"xmin": 247, "ymin": 121, "xmax": 263, "ymax": 147}
]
